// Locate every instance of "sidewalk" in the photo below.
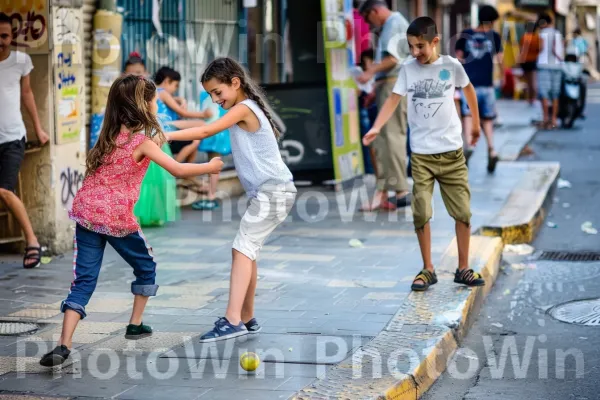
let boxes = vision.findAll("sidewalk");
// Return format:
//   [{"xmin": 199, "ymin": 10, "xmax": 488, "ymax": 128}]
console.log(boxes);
[{"xmin": 0, "ymin": 101, "xmax": 553, "ymax": 400}]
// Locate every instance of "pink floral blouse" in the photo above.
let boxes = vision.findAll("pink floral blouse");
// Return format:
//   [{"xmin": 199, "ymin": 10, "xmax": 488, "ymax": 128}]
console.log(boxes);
[{"xmin": 69, "ymin": 132, "xmax": 151, "ymax": 237}]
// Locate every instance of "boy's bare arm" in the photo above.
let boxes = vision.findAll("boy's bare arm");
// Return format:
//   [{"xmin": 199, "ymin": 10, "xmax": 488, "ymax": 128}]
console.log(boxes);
[
  {"xmin": 462, "ymin": 83, "xmax": 481, "ymax": 146},
  {"xmin": 362, "ymin": 93, "xmax": 402, "ymax": 146}
]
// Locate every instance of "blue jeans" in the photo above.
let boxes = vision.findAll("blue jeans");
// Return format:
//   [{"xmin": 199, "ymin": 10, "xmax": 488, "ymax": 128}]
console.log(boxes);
[
  {"xmin": 61, "ymin": 224, "xmax": 159, "ymax": 319},
  {"xmin": 461, "ymin": 86, "xmax": 497, "ymax": 120}
]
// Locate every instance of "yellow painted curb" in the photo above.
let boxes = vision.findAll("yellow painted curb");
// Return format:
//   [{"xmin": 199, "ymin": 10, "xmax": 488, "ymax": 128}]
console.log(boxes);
[{"xmin": 480, "ymin": 162, "xmax": 560, "ymax": 244}]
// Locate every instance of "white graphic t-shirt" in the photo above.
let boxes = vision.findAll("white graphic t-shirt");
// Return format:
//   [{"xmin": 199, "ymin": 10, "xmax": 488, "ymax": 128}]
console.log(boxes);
[{"xmin": 393, "ymin": 55, "xmax": 469, "ymax": 155}]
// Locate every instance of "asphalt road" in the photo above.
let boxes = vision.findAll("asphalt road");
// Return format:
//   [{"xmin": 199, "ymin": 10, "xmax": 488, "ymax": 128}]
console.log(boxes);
[{"xmin": 423, "ymin": 86, "xmax": 600, "ymax": 400}]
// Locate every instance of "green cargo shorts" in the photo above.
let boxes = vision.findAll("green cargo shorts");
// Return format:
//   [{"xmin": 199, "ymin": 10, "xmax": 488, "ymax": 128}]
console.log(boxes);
[{"xmin": 411, "ymin": 149, "xmax": 471, "ymax": 230}]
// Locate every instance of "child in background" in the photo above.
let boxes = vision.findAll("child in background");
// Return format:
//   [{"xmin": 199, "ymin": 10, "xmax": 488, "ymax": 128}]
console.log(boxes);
[
  {"xmin": 359, "ymin": 49, "xmax": 378, "ymax": 175},
  {"xmin": 39, "ymin": 75, "xmax": 223, "ymax": 367},
  {"xmin": 154, "ymin": 66, "xmax": 211, "ymax": 163},
  {"xmin": 124, "ymin": 53, "xmax": 179, "ymax": 227},
  {"xmin": 364, "ymin": 17, "xmax": 485, "ymax": 292},
  {"xmin": 167, "ymin": 57, "xmax": 296, "ymax": 342}
]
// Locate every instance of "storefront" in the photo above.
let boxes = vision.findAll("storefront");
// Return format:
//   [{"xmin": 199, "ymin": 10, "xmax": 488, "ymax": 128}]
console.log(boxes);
[{"xmin": 246, "ymin": 0, "xmax": 366, "ymax": 187}]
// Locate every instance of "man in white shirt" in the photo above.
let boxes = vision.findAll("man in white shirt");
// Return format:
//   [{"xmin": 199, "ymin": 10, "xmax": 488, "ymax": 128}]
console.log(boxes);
[
  {"xmin": 357, "ymin": 0, "xmax": 411, "ymax": 211},
  {"xmin": 0, "ymin": 13, "xmax": 49, "ymax": 269},
  {"xmin": 536, "ymin": 12, "xmax": 564, "ymax": 129}
]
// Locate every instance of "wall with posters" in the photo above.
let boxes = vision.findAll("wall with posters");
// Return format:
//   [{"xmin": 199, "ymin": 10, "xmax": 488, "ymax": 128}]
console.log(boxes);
[
  {"xmin": 320, "ymin": 0, "xmax": 364, "ymax": 187},
  {"xmin": 53, "ymin": 7, "xmax": 84, "ymax": 144}
]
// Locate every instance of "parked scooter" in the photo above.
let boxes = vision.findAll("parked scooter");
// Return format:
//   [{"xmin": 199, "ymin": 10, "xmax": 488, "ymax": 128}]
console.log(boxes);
[{"xmin": 558, "ymin": 53, "xmax": 586, "ymax": 129}]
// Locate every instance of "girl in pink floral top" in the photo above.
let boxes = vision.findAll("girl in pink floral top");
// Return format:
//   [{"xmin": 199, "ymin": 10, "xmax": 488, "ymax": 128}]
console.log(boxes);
[{"xmin": 40, "ymin": 75, "xmax": 224, "ymax": 368}]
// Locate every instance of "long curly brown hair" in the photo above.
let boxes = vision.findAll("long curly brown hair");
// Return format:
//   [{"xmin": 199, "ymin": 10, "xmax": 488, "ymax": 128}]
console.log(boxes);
[
  {"xmin": 201, "ymin": 57, "xmax": 280, "ymax": 139},
  {"xmin": 86, "ymin": 75, "xmax": 164, "ymax": 176}
]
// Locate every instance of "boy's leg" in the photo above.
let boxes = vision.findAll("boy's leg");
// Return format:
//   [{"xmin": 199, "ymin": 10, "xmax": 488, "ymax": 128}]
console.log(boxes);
[
  {"xmin": 59, "ymin": 225, "xmax": 107, "ymax": 347},
  {"xmin": 538, "ymin": 69, "xmax": 551, "ymax": 125},
  {"xmin": 107, "ymin": 231, "xmax": 158, "ymax": 328},
  {"xmin": 437, "ymin": 150, "xmax": 484, "ymax": 286},
  {"xmin": 0, "ymin": 139, "xmax": 41, "ymax": 268},
  {"xmin": 550, "ymin": 70, "xmax": 562, "ymax": 127},
  {"xmin": 478, "ymin": 87, "xmax": 499, "ymax": 173},
  {"xmin": 410, "ymin": 154, "xmax": 436, "ymax": 288}
]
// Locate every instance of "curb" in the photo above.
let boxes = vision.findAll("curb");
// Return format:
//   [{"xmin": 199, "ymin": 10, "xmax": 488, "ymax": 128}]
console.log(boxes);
[
  {"xmin": 293, "ymin": 161, "xmax": 559, "ymax": 399},
  {"xmin": 292, "ymin": 236, "xmax": 503, "ymax": 400},
  {"xmin": 478, "ymin": 162, "xmax": 560, "ymax": 244}
]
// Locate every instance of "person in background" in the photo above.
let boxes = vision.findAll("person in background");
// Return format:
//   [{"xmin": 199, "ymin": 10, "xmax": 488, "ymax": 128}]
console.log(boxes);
[
  {"xmin": 358, "ymin": 49, "xmax": 378, "ymax": 175},
  {"xmin": 154, "ymin": 67, "xmax": 210, "ymax": 163},
  {"xmin": 455, "ymin": 5, "xmax": 503, "ymax": 173},
  {"xmin": 519, "ymin": 21, "xmax": 542, "ymax": 106},
  {"xmin": 357, "ymin": 0, "xmax": 411, "ymax": 211},
  {"xmin": 571, "ymin": 28, "xmax": 589, "ymax": 64},
  {"xmin": 155, "ymin": 67, "xmax": 225, "ymax": 211},
  {"xmin": 353, "ymin": 0, "xmax": 372, "ymax": 66},
  {"xmin": 0, "ymin": 13, "xmax": 50, "ymax": 269},
  {"xmin": 123, "ymin": 53, "xmax": 180, "ymax": 227},
  {"xmin": 536, "ymin": 13, "xmax": 564, "ymax": 130}
]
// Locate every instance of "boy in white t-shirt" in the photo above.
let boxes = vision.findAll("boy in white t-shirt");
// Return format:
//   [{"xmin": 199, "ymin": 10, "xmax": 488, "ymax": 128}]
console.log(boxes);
[
  {"xmin": 0, "ymin": 13, "xmax": 49, "ymax": 269},
  {"xmin": 364, "ymin": 17, "xmax": 485, "ymax": 291}
]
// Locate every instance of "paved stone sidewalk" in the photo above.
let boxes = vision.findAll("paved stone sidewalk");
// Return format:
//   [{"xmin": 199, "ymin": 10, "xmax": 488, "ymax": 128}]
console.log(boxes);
[{"xmin": 0, "ymin": 103, "xmax": 538, "ymax": 399}]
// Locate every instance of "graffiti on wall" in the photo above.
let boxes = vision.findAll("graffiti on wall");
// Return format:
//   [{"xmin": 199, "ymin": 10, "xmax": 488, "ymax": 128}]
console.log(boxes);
[
  {"xmin": 0, "ymin": 0, "xmax": 49, "ymax": 54},
  {"xmin": 59, "ymin": 167, "xmax": 83, "ymax": 207},
  {"xmin": 53, "ymin": 7, "xmax": 81, "ymax": 47}
]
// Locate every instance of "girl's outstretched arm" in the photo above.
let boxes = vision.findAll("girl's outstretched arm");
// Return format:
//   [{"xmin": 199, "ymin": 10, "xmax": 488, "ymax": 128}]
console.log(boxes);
[
  {"xmin": 167, "ymin": 103, "xmax": 249, "ymax": 141},
  {"xmin": 159, "ymin": 90, "xmax": 211, "ymax": 119},
  {"xmin": 135, "ymin": 140, "xmax": 224, "ymax": 178}
]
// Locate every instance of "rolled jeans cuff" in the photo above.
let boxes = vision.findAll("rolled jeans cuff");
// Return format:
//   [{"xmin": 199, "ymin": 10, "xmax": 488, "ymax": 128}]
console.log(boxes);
[
  {"xmin": 61, "ymin": 300, "xmax": 87, "ymax": 319},
  {"xmin": 131, "ymin": 284, "xmax": 159, "ymax": 296}
]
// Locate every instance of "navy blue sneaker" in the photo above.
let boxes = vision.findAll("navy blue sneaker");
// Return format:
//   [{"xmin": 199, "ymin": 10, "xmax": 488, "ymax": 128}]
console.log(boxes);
[
  {"xmin": 199, "ymin": 317, "xmax": 248, "ymax": 343},
  {"xmin": 244, "ymin": 318, "xmax": 262, "ymax": 335}
]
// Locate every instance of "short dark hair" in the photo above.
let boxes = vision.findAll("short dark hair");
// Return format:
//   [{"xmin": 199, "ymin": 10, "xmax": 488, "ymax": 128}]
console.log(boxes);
[
  {"xmin": 407, "ymin": 17, "xmax": 438, "ymax": 42},
  {"xmin": 125, "ymin": 51, "xmax": 145, "ymax": 69},
  {"xmin": 0, "ymin": 13, "xmax": 11, "ymax": 26},
  {"xmin": 538, "ymin": 12, "xmax": 552, "ymax": 26},
  {"xmin": 154, "ymin": 66, "xmax": 181, "ymax": 84},
  {"xmin": 358, "ymin": 0, "xmax": 387, "ymax": 14},
  {"xmin": 573, "ymin": 28, "xmax": 582, "ymax": 35},
  {"xmin": 478, "ymin": 5, "xmax": 499, "ymax": 24}
]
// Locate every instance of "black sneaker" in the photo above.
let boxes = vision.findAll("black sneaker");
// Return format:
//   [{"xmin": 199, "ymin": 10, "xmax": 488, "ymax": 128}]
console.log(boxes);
[
  {"xmin": 454, "ymin": 268, "xmax": 485, "ymax": 287},
  {"xmin": 487, "ymin": 154, "xmax": 500, "ymax": 174},
  {"xmin": 125, "ymin": 322, "xmax": 153, "ymax": 340},
  {"xmin": 40, "ymin": 345, "xmax": 70, "ymax": 367},
  {"xmin": 389, "ymin": 194, "xmax": 411, "ymax": 208},
  {"xmin": 244, "ymin": 318, "xmax": 262, "ymax": 335},
  {"xmin": 199, "ymin": 317, "xmax": 248, "ymax": 343}
]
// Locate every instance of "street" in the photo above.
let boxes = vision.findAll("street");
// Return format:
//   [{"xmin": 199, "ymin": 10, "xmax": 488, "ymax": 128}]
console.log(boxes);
[{"xmin": 423, "ymin": 85, "xmax": 600, "ymax": 400}]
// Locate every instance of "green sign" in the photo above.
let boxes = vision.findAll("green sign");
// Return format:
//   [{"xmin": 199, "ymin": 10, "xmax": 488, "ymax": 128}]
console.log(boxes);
[{"xmin": 320, "ymin": 0, "xmax": 365, "ymax": 187}]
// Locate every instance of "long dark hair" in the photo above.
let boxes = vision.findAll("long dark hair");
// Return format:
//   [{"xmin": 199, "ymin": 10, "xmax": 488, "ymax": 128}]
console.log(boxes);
[
  {"xmin": 86, "ymin": 75, "xmax": 164, "ymax": 176},
  {"xmin": 201, "ymin": 57, "xmax": 280, "ymax": 139}
]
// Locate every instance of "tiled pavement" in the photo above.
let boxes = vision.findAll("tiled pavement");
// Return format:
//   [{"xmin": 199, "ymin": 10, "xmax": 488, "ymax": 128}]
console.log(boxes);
[{"xmin": 0, "ymin": 101, "xmax": 539, "ymax": 399}]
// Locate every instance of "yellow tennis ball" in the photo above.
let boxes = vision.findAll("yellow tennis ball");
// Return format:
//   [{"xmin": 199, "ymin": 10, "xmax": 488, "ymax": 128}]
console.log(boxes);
[{"xmin": 240, "ymin": 352, "xmax": 260, "ymax": 372}]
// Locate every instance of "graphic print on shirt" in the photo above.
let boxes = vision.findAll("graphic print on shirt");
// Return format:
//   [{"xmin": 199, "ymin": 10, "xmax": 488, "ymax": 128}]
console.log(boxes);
[
  {"xmin": 465, "ymin": 35, "xmax": 494, "ymax": 59},
  {"xmin": 408, "ymin": 69, "xmax": 453, "ymax": 119}
]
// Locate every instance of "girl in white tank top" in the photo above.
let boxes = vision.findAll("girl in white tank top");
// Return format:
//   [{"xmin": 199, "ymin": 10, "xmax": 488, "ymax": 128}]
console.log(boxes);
[{"xmin": 167, "ymin": 57, "xmax": 296, "ymax": 342}]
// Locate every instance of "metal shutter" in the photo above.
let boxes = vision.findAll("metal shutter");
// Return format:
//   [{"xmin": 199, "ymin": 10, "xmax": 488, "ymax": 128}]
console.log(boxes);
[{"xmin": 83, "ymin": 0, "xmax": 96, "ymax": 125}]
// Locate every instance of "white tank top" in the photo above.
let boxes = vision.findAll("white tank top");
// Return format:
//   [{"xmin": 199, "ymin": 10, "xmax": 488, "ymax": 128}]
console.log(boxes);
[{"xmin": 229, "ymin": 99, "xmax": 294, "ymax": 197}]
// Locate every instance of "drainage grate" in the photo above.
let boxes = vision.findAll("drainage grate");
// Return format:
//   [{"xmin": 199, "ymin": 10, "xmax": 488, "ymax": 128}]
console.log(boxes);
[
  {"xmin": 537, "ymin": 251, "xmax": 600, "ymax": 262},
  {"xmin": 0, "ymin": 322, "xmax": 39, "ymax": 336},
  {"xmin": 549, "ymin": 298, "xmax": 600, "ymax": 326}
]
